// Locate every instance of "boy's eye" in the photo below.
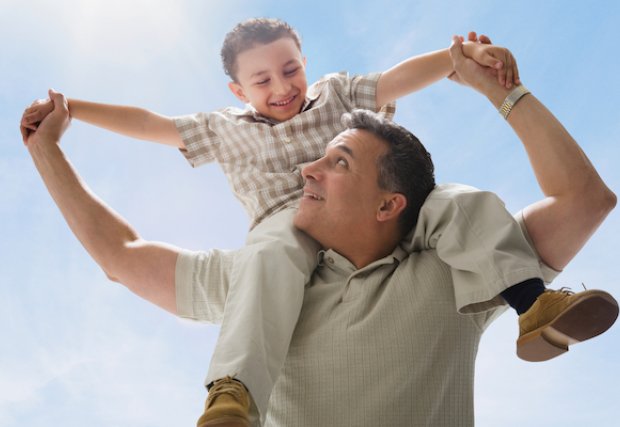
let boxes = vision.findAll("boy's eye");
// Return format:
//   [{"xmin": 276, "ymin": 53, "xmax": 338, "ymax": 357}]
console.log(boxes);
[
  {"xmin": 255, "ymin": 79, "xmax": 270, "ymax": 86},
  {"xmin": 284, "ymin": 67, "xmax": 299, "ymax": 76}
]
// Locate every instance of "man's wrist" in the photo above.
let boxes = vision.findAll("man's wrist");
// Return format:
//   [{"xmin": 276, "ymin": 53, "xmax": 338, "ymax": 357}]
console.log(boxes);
[
  {"xmin": 483, "ymin": 84, "xmax": 514, "ymax": 109},
  {"xmin": 498, "ymin": 85, "xmax": 530, "ymax": 119}
]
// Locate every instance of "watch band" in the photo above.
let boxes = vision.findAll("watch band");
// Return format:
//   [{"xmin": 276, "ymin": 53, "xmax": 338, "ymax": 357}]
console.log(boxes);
[{"xmin": 499, "ymin": 85, "xmax": 530, "ymax": 119}]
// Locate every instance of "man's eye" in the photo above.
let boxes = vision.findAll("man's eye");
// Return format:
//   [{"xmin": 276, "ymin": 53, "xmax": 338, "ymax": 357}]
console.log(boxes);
[{"xmin": 336, "ymin": 158, "xmax": 348, "ymax": 168}]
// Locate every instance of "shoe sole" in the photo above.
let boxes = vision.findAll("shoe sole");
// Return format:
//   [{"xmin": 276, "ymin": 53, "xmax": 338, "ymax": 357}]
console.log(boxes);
[
  {"xmin": 517, "ymin": 290, "xmax": 619, "ymax": 362},
  {"xmin": 199, "ymin": 417, "xmax": 250, "ymax": 427}
]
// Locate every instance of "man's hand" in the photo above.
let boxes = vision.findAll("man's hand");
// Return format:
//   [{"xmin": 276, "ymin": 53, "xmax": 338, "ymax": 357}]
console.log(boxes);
[
  {"xmin": 449, "ymin": 36, "xmax": 510, "ymax": 100},
  {"xmin": 21, "ymin": 97, "xmax": 54, "ymax": 132},
  {"xmin": 449, "ymin": 32, "xmax": 520, "ymax": 89},
  {"xmin": 20, "ymin": 89, "xmax": 71, "ymax": 146}
]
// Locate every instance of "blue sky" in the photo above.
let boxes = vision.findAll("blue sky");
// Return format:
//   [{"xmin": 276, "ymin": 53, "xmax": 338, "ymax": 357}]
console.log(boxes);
[{"xmin": 1, "ymin": 0, "xmax": 619, "ymax": 425}]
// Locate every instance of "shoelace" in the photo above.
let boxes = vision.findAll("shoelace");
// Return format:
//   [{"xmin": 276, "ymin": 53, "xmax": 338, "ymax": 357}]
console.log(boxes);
[
  {"xmin": 206, "ymin": 377, "xmax": 246, "ymax": 408},
  {"xmin": 550, "ymin": 283, "xmax": 587, "ymax": 296}
]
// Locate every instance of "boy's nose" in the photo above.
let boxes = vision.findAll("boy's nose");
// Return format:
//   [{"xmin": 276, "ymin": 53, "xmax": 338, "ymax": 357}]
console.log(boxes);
[{"xmin": 272, "ymin": 77, "xmax": 291, "ymax": 95}]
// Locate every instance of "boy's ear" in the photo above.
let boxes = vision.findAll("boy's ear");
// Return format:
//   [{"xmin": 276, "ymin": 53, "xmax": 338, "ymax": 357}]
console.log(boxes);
[
  {"xmin": 376, "ymin": 193, "xmax": 407, "ymax": 223},
  {"xmin": 228, "ymin": 81, "xmax": 249, "ymax": 103}
]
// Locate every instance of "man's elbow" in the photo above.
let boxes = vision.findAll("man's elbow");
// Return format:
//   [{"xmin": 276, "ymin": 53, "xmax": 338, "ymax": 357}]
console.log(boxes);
[
  {"xmin": 98, "ymin": 239, "xmax": 141, "ymax": 286},
  {"xmin": 104, "ymin": 269, "xmax": 121, "ymax": 283},
  {"xmin": 582, "ymin": 183, "xmax": 617, "ymax": 221},
  {"xmin": 592, "ymin": 182, "xmax": 617, "ymax": 211}
]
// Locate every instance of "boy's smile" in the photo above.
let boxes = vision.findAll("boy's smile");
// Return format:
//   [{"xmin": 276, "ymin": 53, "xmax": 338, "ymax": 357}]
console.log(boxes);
[{"xmin": 228, "ymin": 37, "xmax": 308, "ymax": 122}]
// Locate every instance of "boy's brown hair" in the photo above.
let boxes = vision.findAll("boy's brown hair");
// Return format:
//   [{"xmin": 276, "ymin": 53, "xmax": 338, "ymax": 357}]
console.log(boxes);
[{"xmin": 221, "ymin": 18, "xmax": 302, "ymax": 82}]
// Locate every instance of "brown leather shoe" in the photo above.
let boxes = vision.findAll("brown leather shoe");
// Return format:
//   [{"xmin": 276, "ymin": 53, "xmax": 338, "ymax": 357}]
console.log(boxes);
[
  {"xmin": 196, "ymin": 376, "xmax": 251, "ymax": 427},
  {"xmin": 517, "ymin": 288, "xmax": 618, "ymax": 362}
]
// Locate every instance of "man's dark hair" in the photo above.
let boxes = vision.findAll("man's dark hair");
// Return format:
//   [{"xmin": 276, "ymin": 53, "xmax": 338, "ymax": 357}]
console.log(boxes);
[
  {"xmin": 342, "ymin": 110, "xmax": 435, "ymax": 236},
  {"xmin": 221, "ymin": 18, "xmax": 302, "ymax": 82}
]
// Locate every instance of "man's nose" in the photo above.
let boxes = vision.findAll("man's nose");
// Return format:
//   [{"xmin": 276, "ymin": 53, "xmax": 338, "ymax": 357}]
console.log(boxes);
[{"xmin": 301, "ymin": 158, "xmax": 323, "ymax": 181}]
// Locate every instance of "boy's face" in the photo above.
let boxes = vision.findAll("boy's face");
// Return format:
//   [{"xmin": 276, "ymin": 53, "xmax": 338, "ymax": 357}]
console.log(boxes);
[{"xmin": 228, "ymin": 37, "xmax": 308, "ymax": 122}]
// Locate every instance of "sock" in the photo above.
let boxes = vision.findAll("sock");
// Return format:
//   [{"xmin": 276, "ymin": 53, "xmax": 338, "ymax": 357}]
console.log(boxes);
[{"xmin": 500, "ymin": 278, "xmax": 545, "ymax": 315}]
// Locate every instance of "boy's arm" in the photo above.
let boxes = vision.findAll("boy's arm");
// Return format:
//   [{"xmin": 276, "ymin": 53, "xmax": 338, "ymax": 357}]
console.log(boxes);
[
  {"xmin": 23, "ymin": 97, "xmax": 185, "ymax": 148},
  {"xmin": 375, "ymin": 33, "xmax": 518, "ymax": 107}
]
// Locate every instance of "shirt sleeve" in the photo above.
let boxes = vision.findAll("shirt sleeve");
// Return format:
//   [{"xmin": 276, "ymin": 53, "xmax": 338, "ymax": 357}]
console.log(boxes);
[
  {"xmin": 347, "ymin": 72, "xmax": 397, "ymax": 120},
  {"xmin": 173, "ymin": 112, "xmax": 223, "ymax": 167},
  {"xmin": 175, "ymin": 248, "xmax": 237, "ymax": 323}
]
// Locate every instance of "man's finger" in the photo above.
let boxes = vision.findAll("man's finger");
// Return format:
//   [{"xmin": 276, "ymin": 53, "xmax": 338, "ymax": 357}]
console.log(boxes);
[
  {"xmin": 510, "ymin": 54, "xmax": 521, "ymax": 85},
  {"xmin": 20, "ymin": 123, "xmax": 30, "ymax": 145},
  {"xmin": 497, "ymin": 57, "xmax": 508, "ymax": 86},
  {"xmin": 505, "ymin": 63, "xmax": 514, "ymax": 89},
  {"xmin": 482, "ymin": 50, "xmax": 505, "ymax": 70},
  {"xmin": 468, "ymin": 31, "xmax": 478, "ymax": 42}
]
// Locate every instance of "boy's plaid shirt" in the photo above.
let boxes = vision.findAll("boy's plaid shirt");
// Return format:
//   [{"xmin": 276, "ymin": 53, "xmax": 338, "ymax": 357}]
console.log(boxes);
[{"xmin": 174, "ymin": 72, "xmax": 395, "ymax": 229}]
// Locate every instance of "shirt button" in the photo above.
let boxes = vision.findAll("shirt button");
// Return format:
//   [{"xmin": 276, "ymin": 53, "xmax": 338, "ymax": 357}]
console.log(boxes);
[{"xmin": 327, "ymin": 257, "xmax": 335, "ymax": 264}]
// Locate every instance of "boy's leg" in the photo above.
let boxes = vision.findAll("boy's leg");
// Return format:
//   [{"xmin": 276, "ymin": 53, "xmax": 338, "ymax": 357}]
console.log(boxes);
[
  {"xmin": 198, "ymin": 207, "xmax": 320, "ymax": 426},
  {"xmin": 402, "ymin": 183, "xmax": 545, "ymax": 314},
  {"xmin": 403, "ymin": 183, "xmax": 618, "ymax": 361}
]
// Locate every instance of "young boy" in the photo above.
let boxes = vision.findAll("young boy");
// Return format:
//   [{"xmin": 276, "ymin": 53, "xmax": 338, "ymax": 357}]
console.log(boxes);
[{"xmin": 23, "ymin": 18, "xmax": 618, "ymax": 427}]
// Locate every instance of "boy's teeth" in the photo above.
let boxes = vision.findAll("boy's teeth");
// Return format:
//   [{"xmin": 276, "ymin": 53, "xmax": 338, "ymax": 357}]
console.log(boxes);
[{"xmin": 273, "ymin": 97, "xmax": 293, "ymax": 106}]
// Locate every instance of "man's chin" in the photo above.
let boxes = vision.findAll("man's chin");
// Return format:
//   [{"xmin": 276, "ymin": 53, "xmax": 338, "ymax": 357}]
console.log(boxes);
[{"xmin": 293, "ymin": 210, "xmax": 317, "ymax": 238}]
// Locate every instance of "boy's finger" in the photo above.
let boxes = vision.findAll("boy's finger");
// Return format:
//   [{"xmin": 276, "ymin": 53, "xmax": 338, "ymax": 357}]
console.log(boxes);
[
  {"xmin": 479, "ymin": 34, "xmax": 492, "ymax": 44},
  {"xmin": 467, "ymin": 31, "xmax": 478, "ymax": 42},
  {"xmin": 48, "ymin": 88, "xmax": 69, "ymax": 114}
]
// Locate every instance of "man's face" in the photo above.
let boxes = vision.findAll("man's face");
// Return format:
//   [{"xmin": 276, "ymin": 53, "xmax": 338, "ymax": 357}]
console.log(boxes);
[
  {"xmin": 229, "ymin": 37, "xmax": 308, "ymax": 122},
  {"xmin": 294, "ymin": 129, "xmax": 390, "ymax": 249}
]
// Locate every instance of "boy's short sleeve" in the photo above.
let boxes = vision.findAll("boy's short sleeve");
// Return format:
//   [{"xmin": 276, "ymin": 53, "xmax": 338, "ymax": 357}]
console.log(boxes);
[
  {"xmin": 175, "ymin": 248, "xmax": 237, "ymax": 323},
  {"xmin": 173, "ymin": 112, "xmax": 223, "ymax": 167},
  {"xmin": 339, "ymin": 72, "xmax": 396, "ymax": 119}
]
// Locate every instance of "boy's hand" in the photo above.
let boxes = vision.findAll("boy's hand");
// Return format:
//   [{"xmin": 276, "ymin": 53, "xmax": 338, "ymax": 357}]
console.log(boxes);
[
  {"xmin": 21, "ymin": 97, "xmax": 55, "ymax": 133},
  {"xmin": 461, "ymin": 32, "xmax": 520, "ymax": 89}
]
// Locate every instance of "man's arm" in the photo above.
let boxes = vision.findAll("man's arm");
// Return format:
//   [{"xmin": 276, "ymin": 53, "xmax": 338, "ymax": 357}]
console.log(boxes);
[
  {"xmin": 449, "ymin": 37, "xmax": 616, "ymax": 271},
  {"xmin": 23, "ymin": 90, "xmax": 180, "ymax": 313},
  {"xmin": 22, "ymin": 97, "xmax": 184, "ymax": 148},
  {"xmin": 376, "ymin": 33, "xmax": 519, "ymax": 107}
]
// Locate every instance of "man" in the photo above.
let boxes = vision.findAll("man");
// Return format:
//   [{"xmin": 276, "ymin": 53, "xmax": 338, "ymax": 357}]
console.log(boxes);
[{"xmin": 22, "ymin": 37, "xmax": 617, "ymax": 426}]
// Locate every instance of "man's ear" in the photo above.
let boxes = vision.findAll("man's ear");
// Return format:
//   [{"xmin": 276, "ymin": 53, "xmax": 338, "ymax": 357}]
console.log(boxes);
[
  {"xmin": 228, "ymin": 81, "xmax": 249, "ymax": 103},
  {"xmin": 377, "ymin": 193, "xmax": 407, "ymax": 223}
]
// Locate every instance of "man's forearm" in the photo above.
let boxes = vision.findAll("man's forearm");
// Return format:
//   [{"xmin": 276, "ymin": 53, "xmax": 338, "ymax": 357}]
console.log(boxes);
[
  {"xmin": 28, "ymin": 139, "xmax": 179, "ymax": 313},
  {"xmin": 29, "ymin": 139, "xmax": 139, "ymax": 276},
  {"xmin": 483, "ymin": 83, "xmax": 616, "ymax": 269}
]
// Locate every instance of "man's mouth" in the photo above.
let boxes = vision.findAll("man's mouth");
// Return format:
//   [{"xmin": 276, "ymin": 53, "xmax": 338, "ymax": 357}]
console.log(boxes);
[{"xmin": 303, "ymin": 189, "xmax": 324, "ymax": 201}]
